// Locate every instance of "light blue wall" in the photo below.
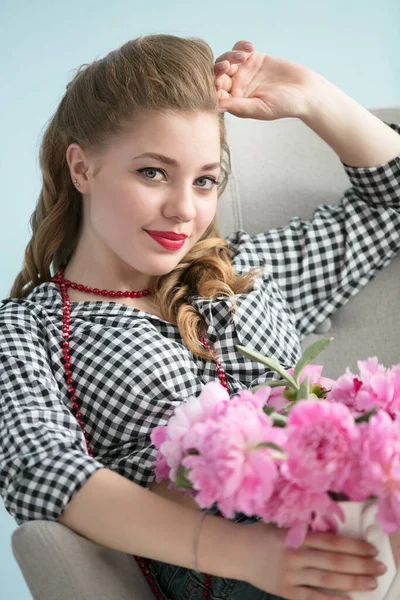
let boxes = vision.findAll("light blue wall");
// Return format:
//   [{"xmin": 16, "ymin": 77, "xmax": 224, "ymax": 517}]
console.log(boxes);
[{"xmin": 1, "ymin": 0, "xmax": 399, "ymax": 597}]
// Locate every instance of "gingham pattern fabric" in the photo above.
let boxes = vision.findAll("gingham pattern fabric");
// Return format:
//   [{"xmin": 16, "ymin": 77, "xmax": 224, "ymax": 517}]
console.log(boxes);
[{"xmin": 1, "ymin": 123, "xmax": 399, "ymax": 526}]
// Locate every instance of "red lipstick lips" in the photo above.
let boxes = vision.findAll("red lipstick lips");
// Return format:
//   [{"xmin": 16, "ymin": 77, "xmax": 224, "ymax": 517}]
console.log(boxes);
[{"xmin": 145, "ymin": 230, "xmax": 188, "ymax": 250}]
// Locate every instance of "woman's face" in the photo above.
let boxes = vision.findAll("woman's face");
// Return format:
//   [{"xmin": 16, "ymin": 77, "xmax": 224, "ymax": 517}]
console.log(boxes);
[{"xmin": 67, "ymin": 111, "xmax": 222, "ymax": 288}]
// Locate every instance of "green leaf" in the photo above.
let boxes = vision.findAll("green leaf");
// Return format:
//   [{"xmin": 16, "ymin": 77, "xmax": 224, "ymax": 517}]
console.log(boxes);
[
  {"xmin": 235, "ymin": 344, "xmax": 298, "ymax": 390},
  {"xmin": 263, "ymin": 406, "xmax": 278, "ymax": 415},
  {"xmin": 250, "ymin": 381, "xmax": 288, "ymax": 393},
  {"xmin": 175, "ymin": 465, "xmax": 193, "ymax": 489},
  {"xmin": 293, "ymin": 337, "xmax": 334, "ymax": 385},
  {"xmin": 256, "ymin": 441, "xmax": 285, "ymax": 453},
  {"xmin": 355, "ymin": 408, "xmax": 377, "ymax": 423},
  {"xmin": 281, "ymin": 402, "xmax": 297, "ymax": 415},
  {"xmin": 297, "ymin": 375, "xmax": 310, "ymax": 400},
  {"xmin": 270, "ymin": 412, "xmax": 288, "ymax": 427}
]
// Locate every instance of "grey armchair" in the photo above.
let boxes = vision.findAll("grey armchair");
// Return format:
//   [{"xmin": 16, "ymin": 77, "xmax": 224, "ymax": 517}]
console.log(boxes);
[{"xmin": 11, "ymin": 106, "xmax": 400, "ymax": 599}]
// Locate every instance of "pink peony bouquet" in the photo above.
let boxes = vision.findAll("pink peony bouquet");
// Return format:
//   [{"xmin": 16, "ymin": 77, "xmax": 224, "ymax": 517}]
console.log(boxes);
[{"xmin": 151, "ymin": 338, "xmax": 400, "ymax": 549}]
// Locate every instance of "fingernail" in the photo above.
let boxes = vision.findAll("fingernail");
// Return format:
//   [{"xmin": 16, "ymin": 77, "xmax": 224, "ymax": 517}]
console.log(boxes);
[
  {"xmin": 367, "ymin": 579, "xmax": 378, "ymax": 589},
  {"xmin": 377, "ymin": 562, "xmax": 387, "ymax": 573},
  {"xmin": 243, "ymin": 42, "xmax": 252, "ymax": 50},
  {"xmin": 233, "ymin": 52, "xmax": 244, "ymax": 59}
]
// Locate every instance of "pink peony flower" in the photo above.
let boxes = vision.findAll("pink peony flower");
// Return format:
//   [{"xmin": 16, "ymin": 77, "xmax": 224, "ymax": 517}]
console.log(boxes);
[
  {"xmin": 267, "ymin": 365, "xmax": 336, "ymax": 412},
  {"xmin": 260, "ymin": 475, "xmax": 345, "ymax": 547},
  {"xmin": 342, "ymin": 410, "xmax": 400, "ymax": 533},
  {"xmin": 150, "ymin": 381, "xmax": 229, "ymax": 482},
  {"xmin": 330, "ymin": 358, "xmax": 400, "ymax": 417},
  {"xmin": 284, "ymin": 400, "xmax": 358, "ymax": 492},
  {"xmin": 209, "ymin": 385, "xmax": 272, "ymax": 420},
  {"xmin": 151, "ymin": 426, "xmax": 170, "ymax": 482},
  {"xmin": 388, "ymin": 365, "xmax": 400, "ymax": 415},
  {"xmin": 181, "ymin": 399, "xmax": 282, "ymax": 517}
]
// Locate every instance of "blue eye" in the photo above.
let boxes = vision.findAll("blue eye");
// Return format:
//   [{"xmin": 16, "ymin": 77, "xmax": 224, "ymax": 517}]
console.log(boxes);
[
  {"xmin": 137, "ymin": 168, "xmax": 221, "ymax": 190},
  {"xmin": 137, "ymin": 168, "xmax": 163, "ymax": 181}
]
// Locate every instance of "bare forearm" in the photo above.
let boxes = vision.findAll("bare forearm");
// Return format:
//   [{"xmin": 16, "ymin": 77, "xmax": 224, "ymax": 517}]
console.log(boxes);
[
  {"xmin": 58, "ymin": 468, "xmax": 244, "ymax": 580},
  {"xmin": 301, "ymin": 75, "xmax": 400, "ymax": 167}
]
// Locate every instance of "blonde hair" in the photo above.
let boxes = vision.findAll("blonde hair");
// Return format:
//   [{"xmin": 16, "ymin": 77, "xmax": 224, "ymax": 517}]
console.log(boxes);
[{"xmin": 10, "ymin": 34, "xmax": 261, "ymax": 360}]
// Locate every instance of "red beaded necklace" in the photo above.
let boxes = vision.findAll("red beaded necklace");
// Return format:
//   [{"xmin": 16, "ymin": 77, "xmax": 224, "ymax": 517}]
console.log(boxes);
[{"xmin": 51, "ymin": 264, "xmax": 227, "ymax": 599}]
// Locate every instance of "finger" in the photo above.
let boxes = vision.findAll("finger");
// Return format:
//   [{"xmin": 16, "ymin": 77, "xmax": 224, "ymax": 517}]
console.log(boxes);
[
  {"xmin": 214, "ymin": 72, "xmax": 233, "ymax": 95},
  {"xmin": 298, "ymin": 548, "xmax": 387, "ymax": 576},
  {"xmin": 213, "ymin": 50, "xmax": 251, "ymax": 67},
  {"xmin": 296, "ymin": 568, "xmax": 378, "ymax": 593},
  {"xmin": 232, "ymin": 40, "xmax": 254, "ymax": 52},
  {"xmin": 296, "ymin": 586, "xmax": 352, "ymax": 600},
  {"xmin": 304, "ymin": 531, "xmax": 379, "ymax": 557},
  {"xmin": 213, "ymin": 60, "xmax": 241, "ymax": 78},
  {"xmin": 214, "ymin": 39, "xmax": 254, "ymax": 63}
]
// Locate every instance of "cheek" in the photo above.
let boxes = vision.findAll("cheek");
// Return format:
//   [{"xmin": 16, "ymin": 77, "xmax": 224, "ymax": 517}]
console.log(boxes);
[
  {"xmin": 93, "ymin": 183, "xmax": 150, "ymax": 227},
  {"xmin": 197, "ymin": 198, "xmax": 218, "ymax": 226}
]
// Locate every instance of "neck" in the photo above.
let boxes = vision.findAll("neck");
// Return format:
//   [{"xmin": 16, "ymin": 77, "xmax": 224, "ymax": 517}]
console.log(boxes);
[{"xmin": 64, "ymin": 233, "xmax": 155, "ymax": 292}]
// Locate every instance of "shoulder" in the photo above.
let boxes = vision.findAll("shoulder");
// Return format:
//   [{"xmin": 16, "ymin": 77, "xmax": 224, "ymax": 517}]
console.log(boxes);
[
  {"xmin": 224, "ymin": 229, "xmax": 266, "ymax": 271},
  {"xmin": 0, "ymin": 283, "xmax": 59, "ymax": 340}
]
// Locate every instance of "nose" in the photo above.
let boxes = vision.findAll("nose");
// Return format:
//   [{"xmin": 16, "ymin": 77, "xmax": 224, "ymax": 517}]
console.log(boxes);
[{"xmin": 162, "ymin": 184, "xmax": 197, "ymax": 222}]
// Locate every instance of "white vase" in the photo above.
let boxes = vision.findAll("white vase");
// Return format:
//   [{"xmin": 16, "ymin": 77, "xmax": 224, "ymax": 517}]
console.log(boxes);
[{"xmin": 316, "ymin": 500, "xmax": 399, "ymax": 599}]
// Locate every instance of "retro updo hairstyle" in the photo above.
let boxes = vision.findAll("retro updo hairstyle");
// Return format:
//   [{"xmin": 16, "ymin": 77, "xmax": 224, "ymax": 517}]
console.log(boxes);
[{"xmin": 10, "ymin": 34, "xmax": 260, "ymax": 360}]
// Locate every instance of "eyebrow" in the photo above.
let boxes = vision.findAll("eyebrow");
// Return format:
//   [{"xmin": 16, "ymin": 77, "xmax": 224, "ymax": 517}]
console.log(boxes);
[{"xmin": 133, "ymin": 152, "xmax": 221, "ymax": 171}]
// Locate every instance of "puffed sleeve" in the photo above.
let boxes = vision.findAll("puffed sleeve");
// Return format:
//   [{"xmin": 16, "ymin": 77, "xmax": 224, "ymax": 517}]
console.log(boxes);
[
  {"xmin": 226, "ymin": 122, "xmax": 400, "ymax": 339},
  {"xmin": 0, "ymin": 301, "xmax": 105, "ymax": 525}
]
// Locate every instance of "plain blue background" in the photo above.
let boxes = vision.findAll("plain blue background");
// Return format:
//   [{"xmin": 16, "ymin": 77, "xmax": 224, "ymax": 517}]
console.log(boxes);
[{"xmin": 1, "ymin": 0, "xmax": 399, "ymax": 597}]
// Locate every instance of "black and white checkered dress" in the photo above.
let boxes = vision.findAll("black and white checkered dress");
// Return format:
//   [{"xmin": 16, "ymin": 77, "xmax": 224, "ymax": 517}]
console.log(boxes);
[{"xmin": 1, "ymin": 123, "xmax": 399, "ymax": 527}]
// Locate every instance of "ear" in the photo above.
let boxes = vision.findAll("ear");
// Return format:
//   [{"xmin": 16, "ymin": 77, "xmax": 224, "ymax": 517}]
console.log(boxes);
[{"xmin": 66, "ymin": 143, "xmax": 93, "ymax": 193}]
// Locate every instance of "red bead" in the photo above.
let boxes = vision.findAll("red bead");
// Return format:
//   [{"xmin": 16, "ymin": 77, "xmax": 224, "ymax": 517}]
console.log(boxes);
[{"xmin": 54, "ymin": 269, "xmax": 221, "ymax": 600}]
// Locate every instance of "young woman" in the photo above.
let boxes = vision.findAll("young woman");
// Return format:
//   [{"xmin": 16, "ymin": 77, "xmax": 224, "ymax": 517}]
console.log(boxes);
[{"xmin": 1, "ymin": 34, "xmax": 399, "ymax": 600}]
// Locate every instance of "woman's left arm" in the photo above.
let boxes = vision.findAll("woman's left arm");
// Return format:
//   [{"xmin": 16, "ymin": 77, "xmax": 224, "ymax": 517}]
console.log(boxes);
[
  {"xmin": 215, "ymin": 41, "xmax": 400, "ymax": 167},
  {"xmin": 300, "ymin": 76, "xmax": 400, "ymax": 168}
]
